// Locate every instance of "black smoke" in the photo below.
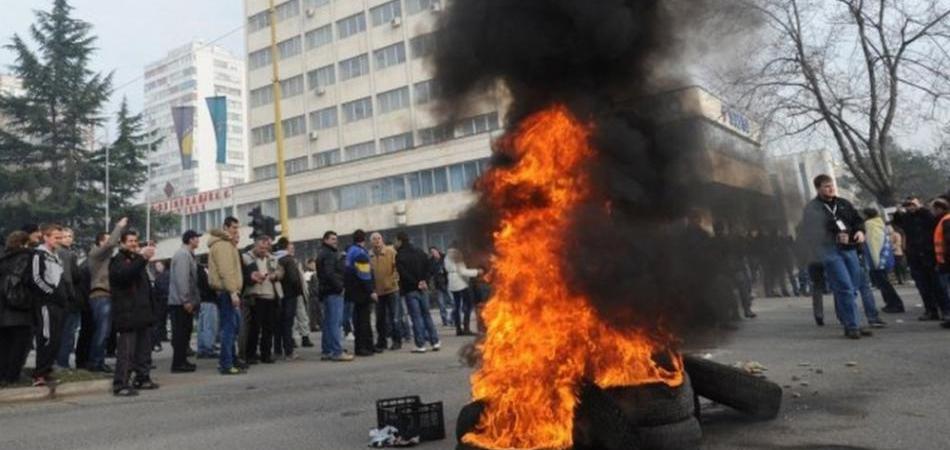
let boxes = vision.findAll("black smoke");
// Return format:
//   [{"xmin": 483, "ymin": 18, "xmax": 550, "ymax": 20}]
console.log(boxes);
[{"xmin": 435, "ymin": 0, "xmax": 760, "ymax": 341}]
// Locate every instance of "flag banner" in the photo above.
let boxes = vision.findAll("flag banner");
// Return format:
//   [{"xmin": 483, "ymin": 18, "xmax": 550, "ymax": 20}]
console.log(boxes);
[
  {"xmin": 205, "ymin": 96, "xmax": 228, "ymax": 165},
  {"xmin": 171, "ymin": 106, "xmax": 196, "ymax": 170}
]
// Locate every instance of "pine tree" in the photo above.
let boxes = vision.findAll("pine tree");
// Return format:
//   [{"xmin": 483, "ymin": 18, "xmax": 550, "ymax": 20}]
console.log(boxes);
[{"xmin": 0, "ymin": 0, "xmax": 112, "ymax": 238}]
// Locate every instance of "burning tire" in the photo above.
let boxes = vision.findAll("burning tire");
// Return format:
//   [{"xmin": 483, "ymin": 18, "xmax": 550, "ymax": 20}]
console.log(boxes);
[{"xmin": 684, "ymin": 355, "xmax": 782, "ymax": 420}]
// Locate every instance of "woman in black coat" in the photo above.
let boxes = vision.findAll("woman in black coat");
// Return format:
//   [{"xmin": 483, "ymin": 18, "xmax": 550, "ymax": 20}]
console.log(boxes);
[{"xmin": 0, "ymin": 231, "xmax": 36, "ymax": 385}]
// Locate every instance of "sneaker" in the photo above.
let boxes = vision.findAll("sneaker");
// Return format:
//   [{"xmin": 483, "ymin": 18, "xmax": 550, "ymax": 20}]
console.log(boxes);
[
  {"xmin": 32, "ymin": 376, "xmax": 47, "ymax": 387},
  {"xmin": 431, "ymin": 342, "xmax": 441, "ymax": 352},
  {"xmin": 133, "ymin": 378, "xmax": 160, "ymax": 390},
  {"xmin": 320, "ymin": 354, "xmax": 332, "ymax": 361},
  {"xmin": 388, "ymin": 342, "xmax": 402, "ymax": 351},
  {"xmin": 412, "ymin": 347, "xmax": 428, "ymax": 354},
  {"xmin": 859, "ymin": 328, "xmax": 873, "ymax": 337},
  {"xmin": 844, "ymin": 329, "xmax": 861, "ymax": 339},
  {"xmin": 331, "ymin": 353, "xmax": 355, "ymax": 362},
  {"xmin": 285, "ymin": 354, "xmax": 301, "ymax": 361},
  {"xmin": 171, "ymin": 363, "xmax": 197, "ymax": 373},
  {"xmin": 881, "ymin": 306, "xmax": 905, "ymax": 314},
  {"xmin": 113, "ymin": 386, "xmax": 138, "ymax": 397},
  {"xmin": 919, "ymin": 313, "xmax": 941, "ymax": 321},
  {"xmin": 869, "ymin": 319, "xmax": 887, "ymax": 328},
  {"xmin": 220, "ymin": 367, "xmax": 245, "ymax": 375},
  {"xmin": 345, "ymin": 334, "xmax": 355, "ymax": 342}
]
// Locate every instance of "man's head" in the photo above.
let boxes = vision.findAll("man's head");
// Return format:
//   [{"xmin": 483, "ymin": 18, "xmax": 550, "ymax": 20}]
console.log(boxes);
[
  {"xmin": 223, "ymin": 216, "xmax": 240, "ymax": 242},
  {"xmin": 862, "ymin": 208, "xmax": 880, "ymax": 220},
  {"xmin": 323, "ymin": 231, "xmax": 338, "ymax": 249},
  {"xmin": 254, "ymin": 235, "xmax": 273, "ymax": 255},
  {"xmin": 95, "ymin": 232, "xmax": 110, "ymax": 247},
  {"xmin": 39, "ymin": 223, "xmax": 64, "ymax": 251},
  {"xmin": 182, "ymin": 230, "xmax": 202, "ymax": 250},
  {"xmin": 352, "ymin": 229, "xmax": 366, "ymax": 247},
  {"xmin": 394, "ymin": 232, "xmax": 410, "ymax": 249},
  {"xmin": 428, "ymin": 246, "xmax": 441, "ymax": 258},
  {"xmin": 5, "ymin": 231, "xmax": 30, "ymax": 252},
  {"xmin": 370, "ymin": 232, "xmax": 384, "ymax": 250},
  {"xmin": 61, "ymin": 227, "xmax": 74, "ymax": 248},
  {"xmin": 120, "ymin": 230, "xmax": 140, "ymax": 253},
  {"xmin": 932, "ymin": 198, "xmax": 950, "ymax": 217},
  {"xmin": 902, "ymin": 197, "xmax": 922, "ymax": 212},
  {"xmin": 21, "ymin": 223, "xmax": 41, "ymax": 246},
  {"xmin": 273, "ymin": 237, "xmax": 295, "ymax": 256},
  {"xmin": 813, "ymin": 174, "xmax": 835, "ymax": 200},
  {"xmin": 306, "ymin": 258, "xmax": 317, "ymax": 271}
]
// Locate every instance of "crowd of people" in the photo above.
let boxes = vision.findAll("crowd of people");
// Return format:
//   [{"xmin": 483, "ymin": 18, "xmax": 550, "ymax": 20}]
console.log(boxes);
[{"xmin": 0, "ymin": 216, "xmax": 488, "ymax": 396}]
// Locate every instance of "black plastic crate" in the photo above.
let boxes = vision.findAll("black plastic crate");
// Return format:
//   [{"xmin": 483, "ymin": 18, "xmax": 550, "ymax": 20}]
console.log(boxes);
[{"xmin": 376, "ymin": 396, "xmax": 446, "ymax": 442}]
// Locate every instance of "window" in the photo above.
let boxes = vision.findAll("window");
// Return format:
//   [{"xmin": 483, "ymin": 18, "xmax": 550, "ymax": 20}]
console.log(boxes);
[
  {"xmin": 313, "ymin": 149, "xmax": 341, "ymax": 168},
  {"xmin": 373, "ymin": 42, "xmax": 406, "ymax": 70},
  {"xmin": 280, "ymin": 75, "xmax": 304, "ymax": 98},
  {"xmin": 433, "ymin": 166, "xmax": 448, "ymax": 193},
  {"xmin": 307, "ymin": 64, "xmax": 336, "ymax": 89},
  {"xmin": 341, "ymin": 97, "xmax": 373, "ymax": 123},
  {"xmin": 309, "ymin": 106, "xmax": 338, "ymax": 130},
  {"xmin": 449, "ymin": 164, "xmax": 465, "ymax": 192},
  {"xmin": 406, "ymin": 0, "xmax": 438, "ymax": 14},
  {"xmin": 377, "ymin": 87, "xmax": 410, "ymax": 114},
  {"xmin": 276, "ymin": 0, "xmax": 300, "ymax": 22},
  {"xmin": 370, "ymin": 0, "xmax": 402, "ymax": 26},
  {"xmin": 413, "ymin": 79, "xmax": 437, "ymax": 104},
  {"xmin": 248, "ymin": 48, "xmax": 271, "ymax": 70},
  {"xmin": 344, "ymin": 141, "xmax": 376, "ymax": 161},
  {"xmin": 337, "ymin": 13, "xmax": 367, "ymax": 39},
  {"xmin": 247, "ymin": 11, "xmax": 268, "ymax": 33},
  {"xmin": 305, "ymin": 0, "xmax": 329, "ymax": 8},
  {"xmin": 380, "ymin": 132, "xmax": 413, "ymax": 153},
  {"xmin": 282, "ymin": 115, "xmax": 306, "ymax": 138},
  {"xmin": 455, "ymin": 112, "xmax": 500, "ymax": 137},
  {"xmin": 249, "ymin": 85, "xmax": 274, "ymax": 108},
  {"xmin": 305, "ymin": 24, "xmax": 333, "ymax": 50},
  {"xmin": 252, "ymin": 124, "xmax": 276, "ymax": 145},
  {"xmin": 254, "ymin": 164, "xmax": 277, "ymax": 181},
  {"xmin": 339, "ymin": 54, "xmax": 369, "ymax": 81},
  {"xmin": 410, "ymin": 32, "xmax": 437, "ymax": 59},
  {"xmin": 339, "ymin": 184, "xmax": 370, "ymax": 210},
  {"xmin": 418, "ymin": 124, "xmax": 452, "ymax": 145},
  {"xmin": 278, "ymin": 36, "xmax": 302, "ymax": 59},
  {"xmin": 370, "ymin": 176, "xmax": 407, "ymax": 204},
  {"xmin": 285, "ymin": 156, "xmax": 308, "ymax": 175}
]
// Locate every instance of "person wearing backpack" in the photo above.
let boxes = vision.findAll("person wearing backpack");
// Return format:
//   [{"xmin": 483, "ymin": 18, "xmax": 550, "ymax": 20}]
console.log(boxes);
[
  {"xmin": 30, "ymin": 224, "xmax": 69, "ymax": 387},
  {"xmin": 0, "ymin": 231, "xmax": 35, "ymax": 386}
]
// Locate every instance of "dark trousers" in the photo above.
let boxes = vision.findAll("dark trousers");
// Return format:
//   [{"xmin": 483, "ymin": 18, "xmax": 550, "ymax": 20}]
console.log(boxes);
[
  {"xmin": 908, "ymin": 257, "xmax": 950, "ymax": 316},
  {"xmin": 0, "ymin": 326, "xmax": 32, "ymax": 384},
  {"xmin": 353, "ymin": 301, "xmax": 374, "ymax": 354},
  {"xmin": 114, "ymin": 327, "xmax": 151, "ymax": 387},
  {"xmin": 870, "ymin": 269, "xmax": 905, "ymax": 310},
  {"xmin": 74, "ymin": 307, "xmax": 94, "ymax": 369},
  {"xmin": 809, "ymin": 262, "xmax": 826, "ymax": 321},
  {"xmin": 894, "ymin": 256, "xmax": 907, "ymax": 284},
  {"xmin": 247, "ymin": 299, "xmax": 278, "ymax": 360},
  {"xmin": 33, "ymin": 303, "xmax": 65, "ymax": 378},
  {"xmin": 152, "ymin": 301, "xmax": 169, "ymax": 344},
  {"xmin": 278, "ymin": 296, "xmax": 298, "ymax": 357},
  {"xmin": 170, "ymin": 305, "xmax": 194, "ymax": 367},
  {"xmin": 375, "ymin": 293, "xmax": 400, "ymax": 348},
  {"xmin": 452, "ymin": 289, "xmax": 474, "ymax": 333}
]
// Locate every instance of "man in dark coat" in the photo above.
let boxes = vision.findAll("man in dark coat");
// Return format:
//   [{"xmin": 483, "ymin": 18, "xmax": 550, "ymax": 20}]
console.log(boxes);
[
  {"xmin": 892, "ymin": 197, "xmax": 950, "ymax": 321},
  {"xmin": 344, "ymin": 230, "xmax": 377, "ymax": 357},
  {"xmin": 395, "ymin": 232, "xmax": 440, "ymax": 353},
  {"xmin": 109, "ymin": 230, "xmax": 159, "ymax": 396},
  {"xmin": 317, "ymin": 231, "xmax": 352, "ymax": 361},
  {"xmin": 0, "ymin": 231, "xmax": 35, "ymax": 385}
]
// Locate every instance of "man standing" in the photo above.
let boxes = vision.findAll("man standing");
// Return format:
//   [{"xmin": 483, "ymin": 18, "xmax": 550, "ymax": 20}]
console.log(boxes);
[
  {"xmin": 931, "ymin": 198, "xmax": 950, "ymax": 329},
  {"xmin": 395, "ymin": 232, "xmax": 440, "ymax": 353},
  {"xmin": 85, "ymin": 217, "xmax": 126, "ymax": 373},
  {"xmin": 242, "ymin": 235, "xmax": 283, "ymax": 364},
  {"xmin": 208, "ymin": 217, "xmax": 245, "ymax": 375},
  {"xmin": 195, "ymin": 263, "xmax": 218, "ymax": 358},
  {"xmin": 345, "ymin": 230, "xmax": 377, "ymax": 357},
  {"xmin": 370, "ymin": 232, "xmax": 401, "ymax": 352},
  {"xmin": 303, "ymin": 258, "xmax": 322, "ymax": 333},
  {"xmin": 168, "ymin": 230, "xmax": 201, "ymax": 373},
  {"xmin": 274, "ymin": 237, "xmax": 307, "ymax": 359},
  {"xmin": 800, "ymin": 175, "xmax": 869, "ymax": 339},
  {"xmin": 55, "ymin": 227, "xmax": 82, "ymax": 369},
  {"xmin": 151, "ymin": 261, "xmax": 170, "ymax": 351},
  {"xmin": 428, "ymin": 247, "xmax": 452, "ymax": 327},
  {"xmin": 29, "ymin": 224, "xmax": 69, "ymax": 386},
  {"xmin": 109, "ymin": 231, "xmax": 159, "ymax": 396},
  {"xmin": 318, "ymin": 231, "xmax": 352, "ymax": 362},
  {"xmin": 893, "ymin": 197, "xmax": 950, "ymax": 321}
]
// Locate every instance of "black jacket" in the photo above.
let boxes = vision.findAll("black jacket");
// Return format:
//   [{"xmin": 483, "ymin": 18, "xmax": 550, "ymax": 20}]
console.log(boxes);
[
  {"xmin": 428, "ymin": 255, "xmax": 447, "ymax": 291},
  {"xmin": 109, "ymin": 249, "xmax": 155, "ymax": 332},
  {"xmin": 892, "ymin": 209, "xmax": 939, "ymax": 264},
  {"xmin": 801, "ymin": 196, "xmax": 865, "ymax": 253},
  {"xmin": 396, "ymin": 243, "xmax": 429, "ymax": 295},
  {"xmin": 56, "ymin": 247, "xmax": 81, "ymax": 312},
  {"xmin": 317, "ymin": 243, "xmax": 344, "ymax": 297},
  {"xmin": 279, "ymin": 254, "xmax": 304, "ymax": 299},
  {"xmin": 197, "ymin": 264, "xmax": 216, "ymax": 304},
  {"xmin": 0, "ymin": 249, "xmax": 34, "ymax": 328}
]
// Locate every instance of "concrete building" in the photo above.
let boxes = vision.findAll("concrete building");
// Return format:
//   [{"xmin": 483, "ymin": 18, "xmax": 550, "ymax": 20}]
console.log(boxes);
[{"xmin": 143, "ymin": 42, "xmax": 248, "ymax": 204}]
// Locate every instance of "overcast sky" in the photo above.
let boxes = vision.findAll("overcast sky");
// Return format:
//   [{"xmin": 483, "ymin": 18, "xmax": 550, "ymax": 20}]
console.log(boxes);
[{"xmin": 0, "ymin": 0, "xmax": 245, "ymax": 139}]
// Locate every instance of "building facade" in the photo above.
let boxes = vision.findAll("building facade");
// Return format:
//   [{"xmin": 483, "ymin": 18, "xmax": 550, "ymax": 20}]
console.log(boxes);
[{"xmin": 143, "ymin": 42, "xmax": 248, "ymax": 204}]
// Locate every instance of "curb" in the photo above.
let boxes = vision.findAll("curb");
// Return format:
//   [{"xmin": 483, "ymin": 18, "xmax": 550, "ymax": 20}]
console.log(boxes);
[
  {"xmin": 0, "ymin": 379, "xmax": 111, "ymax": 404},
  {"xmin": 0, "ymin": 386, "xmax": 50, "ymax": 403}
]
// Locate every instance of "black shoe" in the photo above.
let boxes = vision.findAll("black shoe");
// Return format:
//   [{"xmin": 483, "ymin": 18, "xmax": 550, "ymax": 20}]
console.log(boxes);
[
  {"xmin": 113, "ymin": 385, "xmax": 138, "ymax": 397},
  {"xmin": 389, "ymin": 343, "xmax": 402, "ymax": 351},
  {"xmin": 235, "ymin": 360, "xmax": 249, "ymax": 370},
  {"xmin": 133, "ymin": 378, "xmax": 160, "ymax": 390},
  {"xmin": 844, "ymin": 329, "xmax": 861, "ymax": 339},
  {"xmin": 260, "ymin": 357, "xmax": 276, "ymax": 364},
  {"xmin": 941, "ymin": 320, "xmax": 950, "ymax": 329},
  {"xmin": 355, "ymin": 350, "xmax": 375, "ymax": 357},
  {"xmin": 881, "ymin": 306, "xmax": 905, "ymax": 314},
  {"xmin": 196, "ymin": 353, "xmax": 219, "ymax": 359},
  {"xmin": 301, "ymin": 337, "xmax": 314, "ymax": 348},
  {"xmin": 185, "ymin": 348, "xmax": 196, "ymax": 357},
  {"xmin": 171, "ymin": 364, "xmax": 197, "ymax": 373},
  {"xmin": 374, "ymin": 345, "xmax": 386, "ymax": 353},
  {"xmin": 246, "ymin": 358, "xmax": 259, "ymax": 365},
  {"xmin": 869, "ymin": 318, "xmax": 886, "ymax": 328},
  {"xmin": 744, "ymin": 311, "xmax": 757, "ymax": 319},
  {"xmin": 859, "ymin": 328, "xmax": 873, "ymax": 337},
  {"xmin": 919, "ymin": 313, "xmax": 941, "ymax": 321},
  {"xmin": 815, "ymin": 316, "xmax": 825, "ymax": 327}
]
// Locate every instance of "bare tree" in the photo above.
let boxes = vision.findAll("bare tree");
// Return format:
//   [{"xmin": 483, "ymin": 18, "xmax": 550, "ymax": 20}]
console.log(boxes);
[{"xmin": 719, "ymin": 0, "xmax": 950, "ymax": 205}]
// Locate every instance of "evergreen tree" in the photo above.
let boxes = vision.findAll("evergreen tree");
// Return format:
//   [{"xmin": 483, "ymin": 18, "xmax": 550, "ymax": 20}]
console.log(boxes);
[{"xmin": 0, "ymin": 0, "xmax": 112, "ymax": 238}]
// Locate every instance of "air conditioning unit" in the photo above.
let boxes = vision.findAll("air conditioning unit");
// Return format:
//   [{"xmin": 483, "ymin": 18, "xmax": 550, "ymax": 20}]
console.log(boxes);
[
  {"xmin": 314, "ymin": 85, "xmax": 326, "ymax": 96},
  {"xmin": 391, "ymin": 17, "xmax": 402, "ymax": 28},
  {"xmin": 306, "ymin": 8, "xmax": 316, "ymax": 17},
  {"xmin": 431, "ymin": 1, "xmax": 443, "ymax": 12},
  {"xmin": 309, "ymin": 131, "xmax": 320, "ymax": 141}
]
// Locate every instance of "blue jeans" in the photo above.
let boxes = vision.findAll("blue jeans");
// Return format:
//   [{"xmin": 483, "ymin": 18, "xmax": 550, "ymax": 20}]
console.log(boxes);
[
  {"xmin": 857, "ymin": 246, "xmax": 881, "ymax": 323},
  {"xmin": 821, "ymin": 246, "xmax": 862, "ymax": 330},
  {"xmin": 430, "ymin": 288, "xmax": 452, "ymax": 326},
  {"xmin": 197, "ymin": 302, "xmax": 219, "ymax": 355},
  {"xmin": 396, "ymin": 295, "xmax": 412, "ymax": 340},
  {"xmin": 343, "ymin": 301, "xmax": 354, "ymax": 336},
  {"xmin": 56, "ymin": 311, "xmax": 80, "ymax": 368},
  {"xmin": 452, "ymin": 289, "xmax": 474, "ymax": 332},
  {"xmin": 321, "ymin": 294, "xmax": 344, "ymax": 357},
  {"xmin": 405, "ymin": 291, "xmax": 439, "ymax": 348},
  {"xmin": 216, "ymin": 292, "xmax": 241, "ymax": 371},
  {"xmin": 88, "ymin": 297, "xmax": 112, "ymax": 369}
]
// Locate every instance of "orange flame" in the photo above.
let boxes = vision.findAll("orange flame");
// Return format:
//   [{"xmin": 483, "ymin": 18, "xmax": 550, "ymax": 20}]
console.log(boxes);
[{"xmin": 464, "ymin": 105, "xmax": 683, "ymax": 450}]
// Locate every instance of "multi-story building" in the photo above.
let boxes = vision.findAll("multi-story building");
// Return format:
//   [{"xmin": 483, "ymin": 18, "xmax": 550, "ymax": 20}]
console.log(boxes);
[
  {"xmin": 0, "ymin": 74, "xmax": 24, "ymax": 98},
  {"xmin": 143, "ymin": 42, "xmax": 248, "ymax": 204}
]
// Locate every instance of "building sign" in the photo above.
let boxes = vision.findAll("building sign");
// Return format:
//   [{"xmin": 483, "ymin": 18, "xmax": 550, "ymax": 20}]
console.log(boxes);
[{"xmin": 152, "ymin": 187, "xmax": 232, "ymax": 215}]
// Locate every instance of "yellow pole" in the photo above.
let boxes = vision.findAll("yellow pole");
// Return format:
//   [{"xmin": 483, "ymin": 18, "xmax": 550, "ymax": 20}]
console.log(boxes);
[{"xmin": 267, "ymin": 0, "xmax": 290, "ymax": 239}]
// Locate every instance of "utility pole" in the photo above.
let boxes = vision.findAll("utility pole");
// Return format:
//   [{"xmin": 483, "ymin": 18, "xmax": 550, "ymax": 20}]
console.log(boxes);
[
  {"xmin": 104, "ymin": 125, "xmax": 111, "ymax": 232},
  {"xmin": 267, "ymin": 0, "xmax": 290, "ymax": 239}
]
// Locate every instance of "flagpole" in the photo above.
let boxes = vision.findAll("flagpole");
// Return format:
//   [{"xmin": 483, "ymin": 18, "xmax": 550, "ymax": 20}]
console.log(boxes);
[{"xmin": 268, "ymin": 0, "xmax": 290, "ymax": 239}]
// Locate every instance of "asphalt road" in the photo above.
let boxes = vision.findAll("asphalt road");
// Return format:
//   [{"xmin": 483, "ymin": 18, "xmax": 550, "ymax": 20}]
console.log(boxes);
[{"xmin": 1, "ymin": 287, "xmax": 948, "ymax": 450}]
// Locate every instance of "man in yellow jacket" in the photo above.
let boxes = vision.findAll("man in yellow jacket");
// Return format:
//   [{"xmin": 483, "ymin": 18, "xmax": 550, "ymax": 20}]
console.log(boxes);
[
  {"xmin": 207, "ymin": 217, "xmax": 245, "ymax": 375},
  {"xmin": 369, "ymin": 232, "xmax": 401, "ymax": 351}
]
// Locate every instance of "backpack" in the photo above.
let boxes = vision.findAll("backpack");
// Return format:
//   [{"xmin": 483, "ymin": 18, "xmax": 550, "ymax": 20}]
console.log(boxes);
[{"xmin": 0, "ymin": 252, "xmax": 33, "ymax": 311}]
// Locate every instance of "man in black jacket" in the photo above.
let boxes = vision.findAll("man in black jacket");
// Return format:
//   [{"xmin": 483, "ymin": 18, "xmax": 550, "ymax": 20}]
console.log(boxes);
[
  {"xmin": 30, "ymin": 224, "xmax": 69, "ymax": 386},
  {"xmin": 109, "ymin": 230, "xmax": 159, "ymax": 396},
  {"xmin": 317, "ymin": 231, "xmax": 352, "ymax": 361},
  {"xmin": 800, "ymin": 175, "xmax": 867, "ymax": 339},
  {"xmin": 395, "ymin": 232, "xmax": 440, "ymax": 353},
  {"xmin": 892, "ymin": 197, "xmax": 950, "ymax": 321}
]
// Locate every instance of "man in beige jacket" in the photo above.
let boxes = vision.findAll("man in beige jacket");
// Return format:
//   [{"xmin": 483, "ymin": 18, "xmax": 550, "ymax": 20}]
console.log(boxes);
[
  {"xmin": 207, "ymin": 217, "xmax": 244, "ymax": 375},
  {"xmin": 241, "ymin": 235, "xmax": 284, "ymax": 364},
  {"xmin": 369, "ymin": 232, "xmax": 401, "ymax": 351}
]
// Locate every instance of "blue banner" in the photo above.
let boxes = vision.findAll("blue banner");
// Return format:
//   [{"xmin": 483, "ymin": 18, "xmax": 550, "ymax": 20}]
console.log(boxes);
[
  {"xmin": 205, "ymin": 96, "xmax": 228, "ymax": 165},
  {"xmin": 171, "ymin": 106, "xmax": 195, "ymax": 170}
]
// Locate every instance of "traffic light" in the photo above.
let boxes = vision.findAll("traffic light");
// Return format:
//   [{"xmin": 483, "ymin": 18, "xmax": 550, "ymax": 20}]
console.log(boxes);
[{"xmin": 248, "ymin": 206, "xmax": 279, "ymax": 240}]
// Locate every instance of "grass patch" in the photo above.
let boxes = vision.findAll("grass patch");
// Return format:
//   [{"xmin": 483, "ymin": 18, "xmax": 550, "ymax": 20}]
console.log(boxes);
[{"xmin": 0, "ymin": 368, "xmax": 110, "ymax": 389}]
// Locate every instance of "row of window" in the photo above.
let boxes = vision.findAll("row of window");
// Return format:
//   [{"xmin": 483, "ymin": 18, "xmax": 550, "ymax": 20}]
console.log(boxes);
[{"xmin": 248, "ymin": 0, "xmax": 439, "ymax": 37}]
